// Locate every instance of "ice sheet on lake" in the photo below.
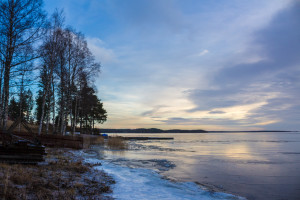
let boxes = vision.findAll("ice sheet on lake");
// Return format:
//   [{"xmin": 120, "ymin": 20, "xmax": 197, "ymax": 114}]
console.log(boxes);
[{"xmin": 84, "ymin": 157, "xmax": 245, "ymax": 200}]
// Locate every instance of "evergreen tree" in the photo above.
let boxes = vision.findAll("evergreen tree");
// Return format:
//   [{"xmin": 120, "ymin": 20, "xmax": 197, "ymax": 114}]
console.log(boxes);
[
  {"xmin": 21, "ymin": 89, "xmax": 34, "ymax": 121},
  {"xmin": 8, "ymin": 97, "xmax": 19, "ymax": 120}
]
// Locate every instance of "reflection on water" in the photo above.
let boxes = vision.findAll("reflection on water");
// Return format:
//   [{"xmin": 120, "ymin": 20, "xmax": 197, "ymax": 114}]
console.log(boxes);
[
  {"xmin": 224, "ymin": 144, "xmax": 253, "ymax": 160},
  {"xmin": 222, "ymin": 143, "xmax": 271, "ymax": 162},
  {"xmin": 95, "ymin": 132, "xmax": 300, "ymax": 200}
]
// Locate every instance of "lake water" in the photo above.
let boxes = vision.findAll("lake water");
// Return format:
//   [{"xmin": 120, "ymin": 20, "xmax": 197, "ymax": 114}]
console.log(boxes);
[{"xmin": 93, "ymin": 132, "xmax": 300, "ymax": 200}]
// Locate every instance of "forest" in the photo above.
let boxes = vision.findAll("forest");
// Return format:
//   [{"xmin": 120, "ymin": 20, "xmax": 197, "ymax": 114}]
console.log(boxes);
[{"xmin": 0, "ymin": 0, "xmax": 107, "ymax": 135}]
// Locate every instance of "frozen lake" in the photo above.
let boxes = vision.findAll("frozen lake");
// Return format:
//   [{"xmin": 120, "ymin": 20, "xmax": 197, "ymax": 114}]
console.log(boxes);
[{"xmin": 91, "ymin": 132, "xmax": 300, "ymax": 200}]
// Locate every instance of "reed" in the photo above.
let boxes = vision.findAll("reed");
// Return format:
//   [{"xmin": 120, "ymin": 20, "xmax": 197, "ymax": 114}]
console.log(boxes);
[
  {"xmin": 106, "ymin": 136, "xmax": 128, "ymax": 150},
  {"xmin": 92, "ymin": 136, "xmax": 105, "ymax": 145}
]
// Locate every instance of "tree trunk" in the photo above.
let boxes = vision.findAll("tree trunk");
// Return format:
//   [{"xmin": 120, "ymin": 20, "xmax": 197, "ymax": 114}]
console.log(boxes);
[
  {"xmin": 80, "ymin": 115, "xmax": 82, "ymax": 133},
  {"xmin": 69, "ymin": 106, "xmax": 72, "ymax": 133},
  {"xmin": 60, "ymin": 90, "xmax": 65, "ymax": 135},
  {"xmin": 56, "ymin": 113, "xmax": 61, "ymax": 134},
  {"xmin": 72, "ymin": 95, "xmax": 78, "ymax": 134},
  {"xmin": 46, "ymin": 112, "xmax": 50, "ymax": 134},
  {"xmin": 85, "ymin": 117, "xmax": 88, "ymax": 134},
  {"xmin": 39, "ymin": 65, "xmax": 55, "ymax": 135},
  {"xmin": 38, "ymin": 89, "xmax": 47, "ymax": 135},
  {"xmin": 63, "ymin": 108, "xmax": 68, "ymax": 135},
  {"xmin": 18, "ymin": 75, "xmax": 25, "ymax": 132},
  {"xmin": 52, "ymin": 78, "xmax": 56, "ymax": 134},
  {"xmin": 0, "ymin": 63, "xmax": 4, "ymax": 125},
  {"xmin": 92, "ymin": 117, "xmax": 95, "ymax": 134},
  {"xmin": 1, "ymin": 87, "xmax": 5, "ymax": 128},
  {"xmin": 3, "ymin": 63, "xmax": 11, "ymax": 130}
]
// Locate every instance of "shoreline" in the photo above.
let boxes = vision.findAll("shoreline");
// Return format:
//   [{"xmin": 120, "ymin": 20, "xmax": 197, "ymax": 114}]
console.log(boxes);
[
  {"xmin": 1, "ymin": 145, "xmax": 246, "ymax": 199},
  {"xmin": 81, "ymin": 148, "xmax": 246, "ymax": 200}
]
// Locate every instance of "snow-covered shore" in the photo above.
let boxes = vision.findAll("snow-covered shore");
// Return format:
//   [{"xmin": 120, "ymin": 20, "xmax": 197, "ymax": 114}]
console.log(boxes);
[{"xmin": 80, "ymin": 150, "xmax": 246, "ymax": 200}]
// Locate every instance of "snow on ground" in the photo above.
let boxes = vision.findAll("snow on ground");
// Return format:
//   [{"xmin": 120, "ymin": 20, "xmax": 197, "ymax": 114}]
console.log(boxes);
[{"xmin": 84, "ymin": 156, "xmax": 245, "ymax": 200}]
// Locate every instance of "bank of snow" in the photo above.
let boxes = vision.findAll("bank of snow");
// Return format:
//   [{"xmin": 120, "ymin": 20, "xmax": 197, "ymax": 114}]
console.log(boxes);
[{"xmin": 83, "ymin": 154, "xmax": 245, "ymax": 200}]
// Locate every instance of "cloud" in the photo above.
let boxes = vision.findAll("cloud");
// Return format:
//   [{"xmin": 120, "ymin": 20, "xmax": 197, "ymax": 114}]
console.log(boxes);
[
  {"xmin": 186, "ymin": 2, "xmax": 300, "ymax": 129},
  {"xmin": 141, "ymin": 105, "xmax": 167, "ymax": 117},
  {"xmin": 215, "ymin": 2, "xmax": 300, "ymax": 85},
  {"xmin": 192, "ymin": 50, "xmax": 209, "ymax": 57},
  {"xmin": 156, "ymin": 117, "xmax": 249, "ymax": 128},
  {"xmin": 209, "ymin": 110, "xmax": 226, "ymax": 114},
  {"xmin": 87, "ymin": 37, "xmax": 117, "ymax": 64},
  {"xmin": 46, "ymin": 0, "xmax": 298, "ymax": 130}
]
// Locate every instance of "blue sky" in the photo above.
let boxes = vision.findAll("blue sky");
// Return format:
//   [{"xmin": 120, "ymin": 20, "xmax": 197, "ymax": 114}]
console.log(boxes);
[{"xmin": 44, "ymin": 0, "xmax": 299, "ymax": 131}]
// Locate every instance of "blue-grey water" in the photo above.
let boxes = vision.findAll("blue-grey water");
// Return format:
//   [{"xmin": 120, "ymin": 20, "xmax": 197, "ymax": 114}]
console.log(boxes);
[{"xmin": 96, "ymin": 132, "xmax": 300, "ymax": 200}]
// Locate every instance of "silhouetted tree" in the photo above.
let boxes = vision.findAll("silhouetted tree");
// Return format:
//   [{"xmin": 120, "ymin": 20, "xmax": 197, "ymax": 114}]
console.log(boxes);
[
  {"xmin": 91, "ymin": 100, "xmax": 107, "ymax": 130},
  {"xmin": 37, "ymin": 10, "xmax": 65, "ymax": 134},
  {"xmin": 8, "ymin": 89, "xmax": 33, "ymax": 121},
  {"xmin": 8, "ymin": 97, "xmax": 18, "ymax": 120},
  {"xmin": 77, "ymin": 81, "xmax": 106, "ymax": 133},
  {"xmin": 0, "ymin": 2, "xmax": 106, "ymax": 134},
  {"xmin": 0, "ymin": 0, "xmax": 46, "ymax": 130},
  {"xmin": 35, "ymin": 90, "xmax": 50, "ymax": 124}
]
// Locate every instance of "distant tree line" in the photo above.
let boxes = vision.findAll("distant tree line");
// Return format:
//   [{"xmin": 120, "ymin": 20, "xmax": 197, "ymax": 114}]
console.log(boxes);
[{"xmin": 0, "ymin": 0, "xmax": 107, "ymax": 134}]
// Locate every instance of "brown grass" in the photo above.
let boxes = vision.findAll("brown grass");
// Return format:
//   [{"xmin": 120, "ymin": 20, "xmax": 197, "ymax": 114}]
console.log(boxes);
[
  {"xmin": 92, "ymin": 136, "xmax": 105, "ymax": 145},
  {"xmin": 0, "ymin": 148, "xmax": 115, "ymax": 200},
  {"xmin": 6, "ymin": 120, "xmax": 40, "ymax": 133},
  {"xmin": 106, "ymin": 136, "xmax": 128, "ymax": 150}
]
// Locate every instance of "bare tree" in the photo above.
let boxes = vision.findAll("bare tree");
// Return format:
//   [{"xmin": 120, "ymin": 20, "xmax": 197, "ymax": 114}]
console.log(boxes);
[
  {"xmin": 0, "ymin": 0, "xmax": 45, "ymax": 130},
  {"xmin": 37, "ymin": 10, "xmax": 64, "ymax": 135},
  {"xmin": 36, "ymin": 10, "xmax": 102, "ymax": 135},
  {"xmin": 53, "ymin": 27, "xmax": 100, "ymax": 135},
  {"xmin": 63, "ymin": 29, "xmax": 101, "ymax": 134}
]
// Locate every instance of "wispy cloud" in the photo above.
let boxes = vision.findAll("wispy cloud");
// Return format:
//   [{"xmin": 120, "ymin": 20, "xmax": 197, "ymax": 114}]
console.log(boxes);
[{"xmin": 87, "ymin": 37, "xmax": 117, "ymax": 64}]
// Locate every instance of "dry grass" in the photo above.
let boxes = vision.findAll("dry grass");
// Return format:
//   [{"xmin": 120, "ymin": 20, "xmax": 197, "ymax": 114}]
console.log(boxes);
[
  {"xmin": 6, "ymin": 120, "xmax": 40, "ymax": 133},
  {"xmin": 106, "ymin": 136, "xmax": 128, "ymax": 150},
  {"xmin": 93, "ymin": 136, "xmax": 105, "ymax": 145},
  {"xmin": 0, "ymin": 148, "xmax": 115, "ymax": 200}
]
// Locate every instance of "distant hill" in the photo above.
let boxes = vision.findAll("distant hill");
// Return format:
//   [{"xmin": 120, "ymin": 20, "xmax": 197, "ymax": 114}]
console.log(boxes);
[
  {"xmin": 207, "ymin": 130, "xmax": 295, "ymax": 133},
  {"xmin": 100, "ymin": 128, "xmax": 207, "ymax": 133}
]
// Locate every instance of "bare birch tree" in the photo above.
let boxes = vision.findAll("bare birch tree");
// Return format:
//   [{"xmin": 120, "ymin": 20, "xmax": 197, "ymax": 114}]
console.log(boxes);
[
  {"xmin": 0, "ymin": 0, "xmax": 45, "ymax": 130},
  {"xmin": 37, "ymin": 10, "xmax": 64, "ymax": 135}
]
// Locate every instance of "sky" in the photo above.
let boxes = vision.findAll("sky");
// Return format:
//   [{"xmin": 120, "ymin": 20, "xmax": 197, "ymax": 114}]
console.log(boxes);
[{"xmin": 44, "ymin": 0, "xmax": 300, "ymax": 131}]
